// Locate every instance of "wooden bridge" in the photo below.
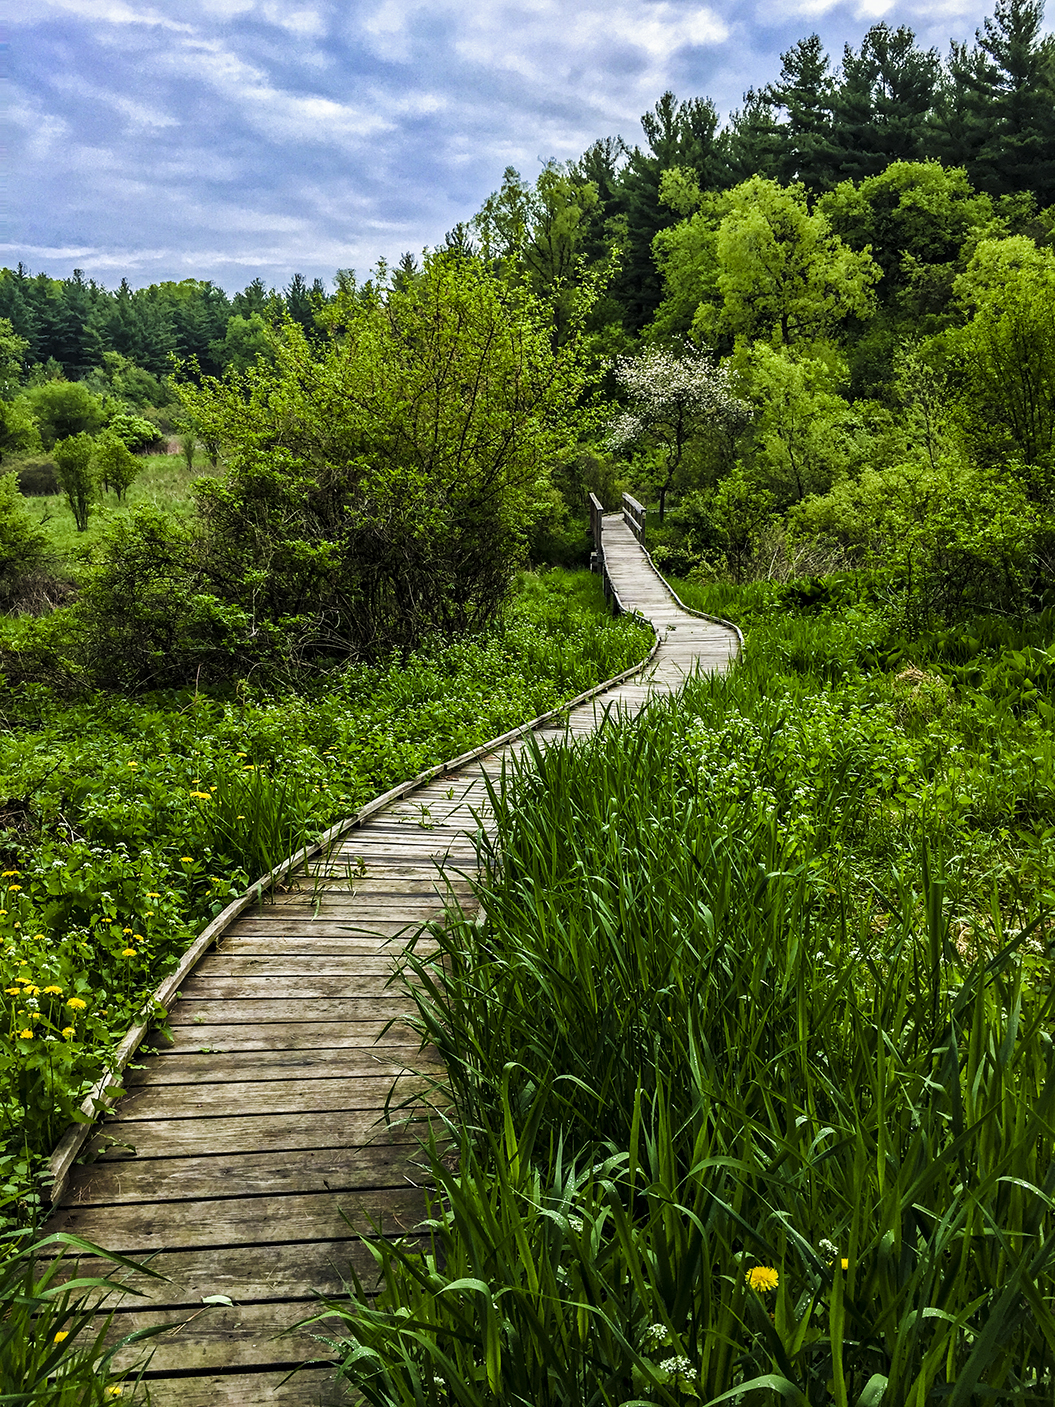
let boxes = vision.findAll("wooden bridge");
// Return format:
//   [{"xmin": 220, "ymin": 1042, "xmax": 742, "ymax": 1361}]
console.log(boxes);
[{"xmin": 46, "ymin": 508, "xmax": 739, "ymax": 1405}]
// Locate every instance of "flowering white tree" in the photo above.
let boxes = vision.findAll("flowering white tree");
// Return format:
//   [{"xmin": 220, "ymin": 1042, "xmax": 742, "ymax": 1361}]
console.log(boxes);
[{"xmin": 606, "ymin": 348, "xmax": 749, "ymax": 521}]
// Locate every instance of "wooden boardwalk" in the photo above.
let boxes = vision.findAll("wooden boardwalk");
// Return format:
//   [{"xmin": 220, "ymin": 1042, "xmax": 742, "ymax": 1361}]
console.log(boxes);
[{"xmin": 46, "ymin": 516, "xmax": 738, "ymax": 1405}]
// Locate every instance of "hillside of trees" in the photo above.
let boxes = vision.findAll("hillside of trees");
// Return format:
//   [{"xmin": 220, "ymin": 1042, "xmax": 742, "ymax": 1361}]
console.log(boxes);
[{"xmin": 0, "ymin": 0, "xmax": 1052, "ymax": 681}]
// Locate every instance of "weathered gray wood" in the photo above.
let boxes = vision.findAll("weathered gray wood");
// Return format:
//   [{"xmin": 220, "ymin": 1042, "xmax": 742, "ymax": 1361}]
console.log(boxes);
[
  {"xmin": 60, "ymin": 1144, "xmax": 426, "ymax": 1205},
  {"xmin": 141, "ymin": 1366, "xmax": 347, "ymax": 1407},
  {"xmin": 50, "ymin": 1187, "xmax": 426, "ymax": 1254},
  {"xmin": 88, "ymin": 1108, "xmax": 438, "ymax": 1159},
  {"xmin": 127, "ymin": 1049, "xmax": 440, "ymax": 1086},
  {"xmin": 112, "ymin": 1074, "xmax": 433, "ymax": 1121},
  {"xmin": 167, "ymin": 998, "xmax": 416, "ymax": 1024},
  {"xmin": 151, "ymin": 1020, "xmax": 423, "ymax": 1052}
]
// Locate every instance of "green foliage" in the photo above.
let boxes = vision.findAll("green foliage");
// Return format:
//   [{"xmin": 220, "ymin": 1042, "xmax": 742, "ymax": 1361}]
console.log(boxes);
[
  {"xmin": 0, "ymin": 399, "xmax": 42, "ymax": 464},
  {"xmin": 0, "ymin": 474, "xmax": 49, "ymax": 611},
  {"xmin": 0, "ymin": 1228, "xmax": 167, "ymax": 1402},
  {"xmin": 945, "ymin": 234, "xmax": 1055, "ymax": 492},
  {"xmin": 182, "ymin": 253, "xmax": 593, "ymax": 662},
  {"xmin": 208, "ymin": 311, "xmax": 274, "ymax": 373},
  {"xmin": 91, "ymin": 435, "xmax": 141, "ymax": 502},
  {"xmin": 51, "ymin": 436, "xmax": 97, "ymax": 534},
  {"xmin": 324, "ymin": 588, "xmax": 1055, "ymax": 1403},
  {"xmin": 711, "ymin": 177, "xmax": 881, "ymax": 348},
  {"xmin": 102, "ymin": 413, "xmax": 158, "ymax": 453},
  {"xmin": 0, "ymin": 569, "xmax": 651, "ymax": 1202},
  {"xmin": 23, "ymin": 384, "xmax": 105, "ymax": 451}
]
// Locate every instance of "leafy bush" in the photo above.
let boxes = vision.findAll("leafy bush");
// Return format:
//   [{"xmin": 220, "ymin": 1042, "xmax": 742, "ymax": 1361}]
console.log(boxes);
[
  {"xmin": 14, "ymin": 457, "xmax": 60, "ymax": 496},
  {"xmin": 103, "ymin": 413, "xmax": 160, "ymax": 454},
  {"xmin": 23, "ymin": 384, "xmax": 105, "ymax": 451},
  {"xmin": 0, "ymin": 473, "xmax": 50, "ymax": 611}
]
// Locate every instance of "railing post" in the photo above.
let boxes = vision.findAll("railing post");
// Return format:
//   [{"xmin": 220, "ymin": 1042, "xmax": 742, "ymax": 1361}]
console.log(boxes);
[{"xmin": 587, "ymin": 492, "xmax": 604, "ymax": 574}]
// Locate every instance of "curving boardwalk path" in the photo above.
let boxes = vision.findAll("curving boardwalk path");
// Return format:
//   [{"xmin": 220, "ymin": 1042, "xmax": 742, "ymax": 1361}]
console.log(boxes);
[{"xmin": 47, "ymin": 516, "xmax": 737, "ymax": 1406}]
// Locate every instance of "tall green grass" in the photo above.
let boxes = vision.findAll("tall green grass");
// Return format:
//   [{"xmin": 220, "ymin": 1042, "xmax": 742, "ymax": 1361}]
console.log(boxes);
[{"xmin": 315, "ymin": 614, "xmax": 1055, "ymax": 1402}]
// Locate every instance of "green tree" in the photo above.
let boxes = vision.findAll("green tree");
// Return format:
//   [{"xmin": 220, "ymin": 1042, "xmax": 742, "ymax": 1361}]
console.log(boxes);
[
  {"xmin": 92, "ymin": 433, "xmax": 142, "ymax": 502},
  {"xmin": 179, "ymin": 251, "xmax": 591, "ymax": 660},
  {"xmin": 710, "ymin": 177, "xmax": 880, "ymax": 347},
  {"xmin": 0, "ymin": 399, "xmax": 42, "ymax": 462},
  {"xmin": 52, "ymin": 433, "xmax": 98, "ymax": 531},
  {"xmin": 735, "ymin": 343, "xmax": 865, "ymax": 508},
  {"xmin": 931, "ymin": 0, "xmax": 1055, "ymax": 205},
  {"xmin": 208, "ymin": 312, "xmax": 274, "ymax": 374},
  {"xmin": 819, "ymin": 160, "xmax": 992, "ymax": 309},
  {"xmin": 946, "ymin": 234, "xmax": 1055, "ymax": 496},
  {"xmin": 829, "ymin": 25, "xmax": 939, "ymax": 181},
  {"xmin": 763, "ymin": 35, "xmax": 837, "ymax": 191},
  {"xmin": 0, "ymin": 319, "xmax": 29, "ymax": 399},
  {"xmin": 23, "ymin": 380, "xmax": 105, "ymax": 448}
]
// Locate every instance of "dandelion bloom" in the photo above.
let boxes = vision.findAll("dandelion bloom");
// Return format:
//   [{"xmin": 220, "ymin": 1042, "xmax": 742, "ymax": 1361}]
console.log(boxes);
[
  {"xmin": 127, "ymin": 761, "xmax": 138, "ymax": 768},
  {"xmin": 0, "ymin": 870, "xmax": 18, "ymax": 877},
  {"xmin": 23, "ymin": 986, "xmax": 40, "ymax": 996},
  {"xmin": 54, "ymin": 1331, "xmax": 69, "ymax": 1343},
  {"xmin": 62, "ymin": 1027, "xmax": 76, "ymax": 1039},
  {"xmin": 33, "ymin": 934, "xmax": 44, "ymax": 941},
  {"xmin": 106, "ymin": 1389, "xmax": 123, "ymax": 1399},
  {"xmin": 66, "ymin": 997, "xmax": 87, "ymax": 1010},
  {"xmin": 43, "ymin": 985, "xmax": 63, "ymax": 995},
  {"xmin": 122, "ymin": 948, "xmax": 137, "ymax": 957},
  {"xmin": 132, "ymin": 934, "xmax": 143, "ymax": 941},
  {"xmin": 7, "ymin": 885, "xmax": 21, "ymax": 892},
  {"xmin": 189, "ymin": 791, "xmax": 211, "ymax": 800},
  {"xmin": 4, "ymin": 987, "xmax": 21, "ymax": 996},
  {"xmin": 180, "ymin": 857, "xmax": 194, "ymax": 863},
  {"xmin": 840, "ymin": 1258, "xmax": 849, "ymax": 1271},
  {"xmin": 17, "ymin": 1029, "xmax": 33, "ymax": 1040},
  {"xmin": 746, "ymin": 1266, "xmax": 779, "ymax": 1292},
  {"xmin": 147, "ymin": 892, "xmax": 161, "ymax": 898}
]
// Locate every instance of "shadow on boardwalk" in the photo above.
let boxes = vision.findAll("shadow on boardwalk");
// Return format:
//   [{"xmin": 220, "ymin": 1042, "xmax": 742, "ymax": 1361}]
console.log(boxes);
[{"xmin": 45, "ymin": 516, "xmax": 738, "ymax": 1405}]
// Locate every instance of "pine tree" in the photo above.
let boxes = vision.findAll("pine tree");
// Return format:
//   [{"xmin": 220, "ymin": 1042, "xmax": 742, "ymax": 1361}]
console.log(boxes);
[
  {"xmin": 764, "ymin": 35, "xmax": 837, "ymax": 192},
  {"xmin": 830, "ymin": 25, "xmax": 939, "ymax": 181}
]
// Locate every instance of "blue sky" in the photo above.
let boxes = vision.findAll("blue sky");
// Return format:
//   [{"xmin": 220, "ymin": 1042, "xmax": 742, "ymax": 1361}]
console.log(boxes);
[{"xmin": 4, "ymin": 0, "xmax": 1040, "ymax": 293}]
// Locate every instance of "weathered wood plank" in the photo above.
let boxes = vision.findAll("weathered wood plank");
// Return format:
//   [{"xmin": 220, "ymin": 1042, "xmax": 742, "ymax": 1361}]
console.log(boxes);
[
  {"xmin": 151, "ymin": 1020, "xmax": 423, "ymax": 1052},
  {"xmin": 111, "ymin": 1073, "xmax": 435, "ymax": 1121},
  {"xmin": 107, "ymin": 1300, "xmax": 343, "ymax": 1375},
  {"xmin": 175, "ymin": 976, "xmax": 411, "ymax": 1001},
  {"xmin": 127, "ymin": 1049, "xmax": 440, "ymax": 1086},
  {"xmin": 167, "ymin": 998, "xmax": 415, "ymax": 1025},
  {"xmin": 140, "ymin": 1365, "xmax": 347, "ymax": 1407},
  {"xmin": 59, "ymin": 1143, "xmax": 427, "ymax": 1206},
  {"xmin": 88, "ymin": 1108, "xmax": 438, "ymax": 1160},
  {"xmin": 52, "ymin": 1187, "xmax": 426, "ymax": 1255}
]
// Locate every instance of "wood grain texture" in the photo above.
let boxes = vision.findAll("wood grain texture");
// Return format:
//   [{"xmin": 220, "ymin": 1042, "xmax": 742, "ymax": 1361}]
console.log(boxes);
[{"xmin": 48, "ymin": 514, "xmax": 737, "ymax": 1391}]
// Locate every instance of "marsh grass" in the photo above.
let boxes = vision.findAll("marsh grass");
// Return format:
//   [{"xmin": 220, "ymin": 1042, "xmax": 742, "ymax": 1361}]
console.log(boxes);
[{"xmin": 317, "ymin": 611, "xmax": 1055, "ymax": 1402}]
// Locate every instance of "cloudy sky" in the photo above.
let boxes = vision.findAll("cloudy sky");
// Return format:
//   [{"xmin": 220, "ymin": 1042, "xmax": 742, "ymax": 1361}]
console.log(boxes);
[{"xmin": 4, "ymin": 0, "xmax": 1038, "ymax": 293}]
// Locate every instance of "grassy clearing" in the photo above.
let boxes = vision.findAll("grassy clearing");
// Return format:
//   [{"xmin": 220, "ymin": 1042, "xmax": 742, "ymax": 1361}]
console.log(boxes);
[
  {"xmin": 21, "ymin": 452, "xmax": 218, "ymax": 562},
  {"xmin": 315, "ymin": 586, "xmax": 1055, "ymax": 1404},
  {"xmin": 0, "ymin": 568, "xmax": 652, "ymax": 1220}
]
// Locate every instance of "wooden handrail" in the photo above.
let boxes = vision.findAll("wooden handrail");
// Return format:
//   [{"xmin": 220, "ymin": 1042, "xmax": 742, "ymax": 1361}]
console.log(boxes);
[{"xmin": 622, "ymin": 493, "xmax": 646, "ymax": 542}]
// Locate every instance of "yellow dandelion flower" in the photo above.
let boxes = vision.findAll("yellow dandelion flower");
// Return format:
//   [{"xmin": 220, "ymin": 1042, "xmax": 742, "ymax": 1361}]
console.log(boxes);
[
  {"xmin": 180, "ymin": 857, "xmax": 194, "ymax": 863},
  {"xmin": 132, "ymin": 934, "xmax": 144, "ymax": 941},
  {"xmin": 17, "ymin": 1029, "xmax": 33, "ymax": 1040},
  {"xmin": 127, "ymin": 761, "xmax": 138, "ymax": 769},
  {"xmin": 105, "ymin": 1389, "xmax": 123, "ymax": 1399},
  {"xmin": 7, "ymin": 885, "xmax": 21, "ymax": 892},
  {"xmin": 840, "ymin": 1258, "xmax": 849, "ymax": 1271},
  {"xmin": 236, "ymin": 814, "xmax": 245, "ymax": 820},
  {"xmin": 147, "ymin": 892, "xmax": 161, "ymax": 898},
  {"xmin": 62, "ymin": 1027, "xmax": 76, "ymax": 1039},
  {"xmin": 33, "ymin": 934, "xmax": 44, "ymax": 940},
  {"xmin": 0, "ymin": 870, "xmax": 18, "ymax": 878},
  {"xmin": 122, "ymin": 928, "xmax": 134, "ymax": 935},
  {"xmin": 4, "ymin": 987, "xmax": 21, "ymax": 996},
  {"xmin": 121, "ymin": 948, "xmax": 137, "ymax": 957},
  {"xmin": 23, "ymin": 986, "xmax": 40, "ymax": 997},
  {"xmin": 746, "ymin": 1266, "xmax": 779, "ymax": 1293},
  {"xmin": 66, "ymin": 997, "xmax": 87, "ymax": 1011},
  {"xmin": 0, "ymin": 910, "xmax": 6, "ymax": 915},
  {"xmin": 54, "ymin": 1331, "xmax": 69, "ymax": 1343},
  {"xmin": 43, "ymin": 985, "xmax": 64, "ymax": 995},
  {"xmin": 189, "ymin": 791, "xmax": 211, "ymax": 800}
]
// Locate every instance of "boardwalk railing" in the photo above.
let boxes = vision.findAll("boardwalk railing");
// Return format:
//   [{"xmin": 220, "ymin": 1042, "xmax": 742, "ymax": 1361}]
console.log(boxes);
[{"xmin": 622, "ymin": 492, "xmax": 646, "ymax": 542}]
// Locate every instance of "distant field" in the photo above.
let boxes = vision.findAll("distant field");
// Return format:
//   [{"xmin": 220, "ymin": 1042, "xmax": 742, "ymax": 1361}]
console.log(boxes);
[{"xmin": 19, "ymin": 451, "xmax": 221, "ymax": 561}]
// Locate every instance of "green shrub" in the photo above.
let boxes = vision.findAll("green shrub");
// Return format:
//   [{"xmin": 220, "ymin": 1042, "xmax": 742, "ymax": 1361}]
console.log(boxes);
[
  {"xmin": 92, "ymin": 433, "xmax": 142, "ymax": 501},
  {"xmin": 24, "ymin": 383, "xmax": 105, "ymax": 451},
  {"xmin": 0, "ymin": 472, "xmax": 50, "ymax": 611}
]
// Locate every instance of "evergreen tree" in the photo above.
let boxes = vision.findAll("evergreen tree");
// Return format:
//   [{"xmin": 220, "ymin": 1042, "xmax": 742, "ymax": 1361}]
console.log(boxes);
[
  {"xmin": 830, "ymin": 25, "xmax": 940, "ymax": 181},
  {"xmin": 721, "ymin": 90, "xmax": 784, "ymax": 184},
  {"xmin": 612, "ymin": 93, "xmax": 727, "ymax": 329},
  {"xmin": 764, "ymin": 35, "xmax": 837, "ymax": 192}
]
